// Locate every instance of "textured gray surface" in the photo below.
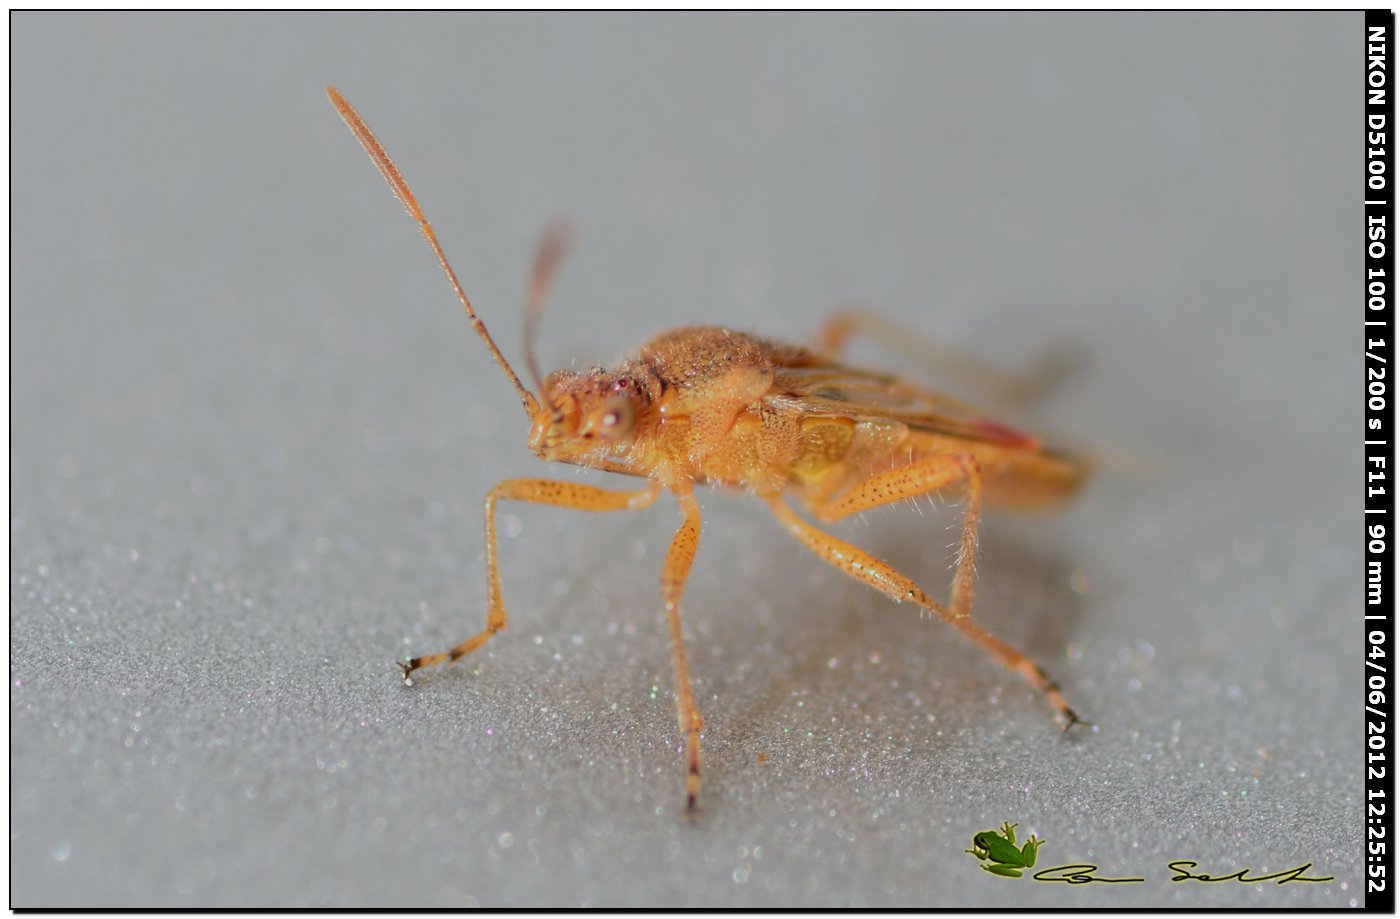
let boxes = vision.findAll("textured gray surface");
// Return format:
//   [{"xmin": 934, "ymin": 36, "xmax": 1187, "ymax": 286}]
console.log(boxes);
[{"xmin": 12, "ymin": 12, "xmax": 1361, "ymax": 908}]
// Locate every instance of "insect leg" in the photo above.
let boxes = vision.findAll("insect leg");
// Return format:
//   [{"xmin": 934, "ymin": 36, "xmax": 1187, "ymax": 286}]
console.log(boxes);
[
  {"xmin": 814, "ymin": 454, "xmax": 983, "ymax": 621},
  {"xmin": 400, "ymin": 479, "xmax": 661, "ymax": 681},
  {"xmin": 662, "ymin": 485, "xmax": 705, "ymax": 811},
  {"xmin": 814, "ymin": 306, "xmax": 1074, "ymax": 408},
  {"xmin": 766, "ymin": 496, "xmax": 1080, "ymax": 728}
]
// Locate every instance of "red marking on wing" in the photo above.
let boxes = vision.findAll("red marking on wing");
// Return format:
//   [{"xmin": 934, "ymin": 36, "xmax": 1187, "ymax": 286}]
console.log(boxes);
[{"xmin": 958, "ymin": 416, "xmax": 1041, "ymax": 450}]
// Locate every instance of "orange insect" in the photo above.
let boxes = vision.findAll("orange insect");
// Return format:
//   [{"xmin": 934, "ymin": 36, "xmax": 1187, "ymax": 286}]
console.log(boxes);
[{"xmin": 328, "ymin": 87, "xmax": 1091, "ymax": 811}]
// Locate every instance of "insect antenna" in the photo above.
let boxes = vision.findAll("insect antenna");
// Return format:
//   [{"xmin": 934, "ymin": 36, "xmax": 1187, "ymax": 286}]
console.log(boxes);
[
  {"xmin": 521, "ymin": 220, "xmax": 573, "ymax": 411},
  {"xmin": 326, "ymin": 87, "xmax": 541, "ymax": 420}
]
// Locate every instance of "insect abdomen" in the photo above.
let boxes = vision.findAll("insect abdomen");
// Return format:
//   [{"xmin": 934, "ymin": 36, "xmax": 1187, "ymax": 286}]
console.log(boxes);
[{"xmin": 979, "ymin": 446, "xmax": 1092, "ymax": 511}]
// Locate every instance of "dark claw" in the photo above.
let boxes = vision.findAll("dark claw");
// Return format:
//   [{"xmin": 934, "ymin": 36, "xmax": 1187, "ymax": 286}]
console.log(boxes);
[
  {"xmin": 1059, "ymin": 709, "xmax": 1090, "ymax": 732},
  {"xmin": 398, "ymin": 659, "xmax": 417, "ymax": 686}
]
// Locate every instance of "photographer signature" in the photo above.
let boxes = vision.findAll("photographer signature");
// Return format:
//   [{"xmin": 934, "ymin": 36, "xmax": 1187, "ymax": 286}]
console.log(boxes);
[
  {"xmin": 1027, "ymin": 861, "xmax": 1333, "ymax": 886},
  {"xmin": 965, "ymin": 823, "xmax": 1334, "ymax": 887}
]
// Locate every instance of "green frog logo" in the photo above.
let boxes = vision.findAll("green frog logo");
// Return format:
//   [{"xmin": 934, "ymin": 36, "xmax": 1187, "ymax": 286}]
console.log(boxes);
[{"xmin": 965, "ymin": 822, "xmax": 1045, "ymax": 878}]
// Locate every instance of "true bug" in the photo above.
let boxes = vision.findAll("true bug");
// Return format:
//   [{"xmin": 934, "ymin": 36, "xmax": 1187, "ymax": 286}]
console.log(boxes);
[{"xmin": 328, "ymin": 87, "xmax": 1091, "ymax": 811}]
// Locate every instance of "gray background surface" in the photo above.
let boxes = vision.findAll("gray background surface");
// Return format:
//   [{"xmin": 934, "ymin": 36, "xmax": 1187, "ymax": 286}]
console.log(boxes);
[{"xmin": 12, "ymin": 12, "xmax": 1361, "ymax": 908}]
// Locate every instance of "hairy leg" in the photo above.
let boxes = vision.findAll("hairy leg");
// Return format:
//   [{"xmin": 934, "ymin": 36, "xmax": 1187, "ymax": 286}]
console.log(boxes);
[
  {"xmin": 662, "ymin": 485, "xmax": 705, "ymax": 811},
  {"xmin": 814, "ymin": 454, "xmax": 983, "ymax": 620},
  {"xmin": 400, "ymin": 478, "xmax": 660, "ymax": 681},
  {"xmin": 767, "ymin": 496, "xmax": 1079, "ymax": 727}
]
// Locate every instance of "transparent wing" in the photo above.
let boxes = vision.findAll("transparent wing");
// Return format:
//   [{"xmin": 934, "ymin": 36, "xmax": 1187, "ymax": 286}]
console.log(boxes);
[{"xmin": 768, "ymin": 363, "xmax": 1040, "ymax": 449}]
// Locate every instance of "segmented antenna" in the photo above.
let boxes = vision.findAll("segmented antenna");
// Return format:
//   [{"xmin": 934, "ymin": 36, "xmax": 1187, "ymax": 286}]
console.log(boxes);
[
  {"xmin": 522, "ymin": 220, "xmax": 573, "ymax": 401},
  {"xmin": 326, "ymin": 86, "xmax": 541, "ymax": 420}
]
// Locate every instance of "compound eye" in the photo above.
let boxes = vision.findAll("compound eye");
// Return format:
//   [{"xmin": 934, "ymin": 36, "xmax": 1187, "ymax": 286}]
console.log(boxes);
[{"xmin": 596, "ymin": 397, "xmax": 634, "ymax": 441}]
